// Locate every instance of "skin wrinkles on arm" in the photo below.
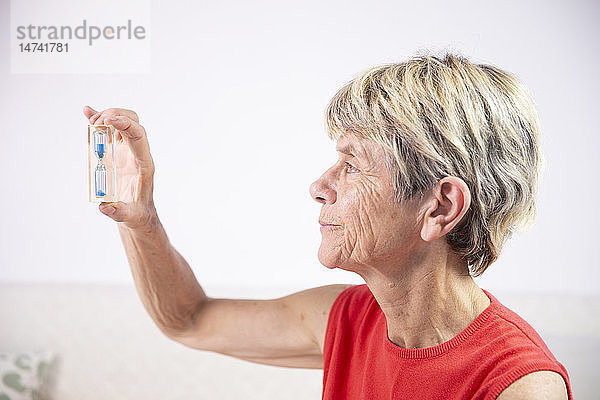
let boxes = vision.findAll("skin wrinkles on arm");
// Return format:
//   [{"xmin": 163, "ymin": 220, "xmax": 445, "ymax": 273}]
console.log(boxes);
[{"xmin": 117, "ymin": 218, "xmax": 208, "ymax": 336}]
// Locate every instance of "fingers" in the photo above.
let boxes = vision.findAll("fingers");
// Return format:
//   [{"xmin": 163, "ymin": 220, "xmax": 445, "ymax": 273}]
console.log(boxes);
[
  {"xmin": 102, "ymin": 115, "xmax": 151, "ymax": 163},
  {"xmin": 103, "ymin": 114, "xmax": 155, "ymax": 202},
  {"xmin": 83, "ymin": 106, "xmax": 140, "ymax": 125},
  {"xmin": 87, "ymin": 106, "xmax": 157, "ymax": 228}
]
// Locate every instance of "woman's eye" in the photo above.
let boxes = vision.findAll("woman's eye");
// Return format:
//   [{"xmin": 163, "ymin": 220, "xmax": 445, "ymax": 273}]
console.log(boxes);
[{"xmin": 344, "ymin": 162, "xmax": 359, "ymax": 173}]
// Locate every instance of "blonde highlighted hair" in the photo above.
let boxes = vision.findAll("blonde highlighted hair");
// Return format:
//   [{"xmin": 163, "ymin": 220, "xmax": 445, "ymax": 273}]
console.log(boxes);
[{"xmin": 325, "ymin": 53, "xmax": 544, "ymax": 276}]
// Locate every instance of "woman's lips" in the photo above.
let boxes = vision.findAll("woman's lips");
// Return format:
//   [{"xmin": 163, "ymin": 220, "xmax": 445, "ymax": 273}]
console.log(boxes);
[{"xmin": 319, "ymin": 220, "xmax": 339, "ymax": 226}]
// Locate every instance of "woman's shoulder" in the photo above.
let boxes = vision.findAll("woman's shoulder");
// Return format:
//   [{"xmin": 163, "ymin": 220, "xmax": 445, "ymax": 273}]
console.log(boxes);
[
  {"xmin": 471, "ymin": 290, "xmax": 573, "ymax": 399},
  {"xmin": 482, "ymin": 289, "xmax": 560, "ymax": 362}
]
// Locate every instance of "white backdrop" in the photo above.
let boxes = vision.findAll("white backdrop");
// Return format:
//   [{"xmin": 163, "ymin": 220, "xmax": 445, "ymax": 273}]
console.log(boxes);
[{"xmin": 0, "ymin": 0, "xmax": 598, "ymax": 295}]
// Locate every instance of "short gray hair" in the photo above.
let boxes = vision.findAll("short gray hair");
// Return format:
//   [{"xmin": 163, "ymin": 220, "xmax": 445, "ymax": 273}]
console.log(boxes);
[{"xmin": 325, "ymin": 53, "xmax": 544, "ymax": 276}]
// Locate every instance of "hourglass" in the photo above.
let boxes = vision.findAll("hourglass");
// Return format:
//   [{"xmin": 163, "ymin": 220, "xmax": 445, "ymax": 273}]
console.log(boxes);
[{"xmin": 88, "ymin": 125, "xmax": 117, "ymax": 202}]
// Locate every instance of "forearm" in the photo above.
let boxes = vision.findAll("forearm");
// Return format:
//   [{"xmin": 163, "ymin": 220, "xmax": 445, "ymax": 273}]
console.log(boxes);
[{"xmin": 117, "ymin": 216, "xmax": 207, "ymax": 336}]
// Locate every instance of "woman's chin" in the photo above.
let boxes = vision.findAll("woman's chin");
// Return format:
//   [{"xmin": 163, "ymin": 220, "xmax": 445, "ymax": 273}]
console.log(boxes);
[{"xmin": 317, "ymin": 249, "xmax": 342, "ymax": 270}]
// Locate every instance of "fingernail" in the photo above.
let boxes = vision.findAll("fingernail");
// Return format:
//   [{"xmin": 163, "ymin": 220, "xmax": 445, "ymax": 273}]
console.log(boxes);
[
  {"xmin": 101, "ymin": 206, "xmax": 115, "ymax": 215},
  {"xmin": 107, "ymin": 116, "xmax": 117, "ymax": 121}
]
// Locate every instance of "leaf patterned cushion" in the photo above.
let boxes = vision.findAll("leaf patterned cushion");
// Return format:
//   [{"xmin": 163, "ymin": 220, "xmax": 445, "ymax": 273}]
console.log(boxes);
[{"xmin": 0, "ymin": 352, "xmax": 56, "ymax": 400}]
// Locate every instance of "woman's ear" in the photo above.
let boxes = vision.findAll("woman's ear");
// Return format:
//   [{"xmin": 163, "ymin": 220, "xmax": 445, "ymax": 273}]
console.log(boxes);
[{"xmin": 420, "ymin": 177, "xmax": 471, "ymax": 242}]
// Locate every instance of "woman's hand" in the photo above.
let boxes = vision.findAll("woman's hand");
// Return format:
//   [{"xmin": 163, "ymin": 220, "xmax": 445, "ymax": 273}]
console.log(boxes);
[{"xmin": 83, "ymin": 105, "xmax": 158, "ymax": 231}]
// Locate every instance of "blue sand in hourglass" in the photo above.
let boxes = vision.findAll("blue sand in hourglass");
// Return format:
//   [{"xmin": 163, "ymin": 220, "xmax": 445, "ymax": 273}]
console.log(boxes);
[
  {"xmin": 95, "ymin": 143, "xmax": 105, "ymax": 159},
  {"xmin": 95, "ymin": 164, "xmax": 107, "ymax": 197},
  {"xmin": 93, "ymin": 131, "xmax": 106, "ymax": 159}
]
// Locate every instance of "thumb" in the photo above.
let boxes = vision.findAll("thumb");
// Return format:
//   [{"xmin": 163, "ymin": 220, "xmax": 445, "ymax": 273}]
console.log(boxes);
[{"xmin": 99, "ymin": 202, "xmax": 129, "ymax": 221}]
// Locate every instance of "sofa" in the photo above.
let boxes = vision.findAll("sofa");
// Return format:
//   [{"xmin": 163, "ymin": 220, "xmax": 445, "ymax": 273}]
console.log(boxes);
[{"xmin": 0, "ymin": 283, "xmax": 596, "ymax": 399}]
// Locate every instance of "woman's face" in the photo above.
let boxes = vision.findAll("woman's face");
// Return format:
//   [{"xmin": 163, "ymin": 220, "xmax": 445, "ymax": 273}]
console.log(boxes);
[{"xmin": 310, "ymin": 133, "xmax": 421, "ymax": 273}]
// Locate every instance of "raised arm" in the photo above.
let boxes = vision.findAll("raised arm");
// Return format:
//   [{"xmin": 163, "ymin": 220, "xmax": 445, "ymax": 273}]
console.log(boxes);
[
  {"xmin": 170, "ymin": 283, "xmax": 354, "ymax": 369},
  {"xmin": 84, "ymin": 106, "xmax": 206, "ymax": 336},
  {"xmin": 83, "ymin": 106, "xmax": 353, "ymax": 369}
]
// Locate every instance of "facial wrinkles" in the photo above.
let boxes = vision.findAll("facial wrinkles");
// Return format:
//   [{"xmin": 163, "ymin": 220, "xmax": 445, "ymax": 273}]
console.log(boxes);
[
  {"xmin": 341, "ymin": 190, "xmax": 358, "ymax": 261},
  {"xmin": 329, "ymin": 135, "xmax": 397, "ymax": 268},
  {"xmin": 344, "ymin": 168, "xmax": 387, "ymax": 265},
  {"xmin": 364, "ymin": 178, "xmax": 388, "ymax": 259},
  {"xmin": 352, "ymin": 186, "xmax": 374, "ymax": 262}
]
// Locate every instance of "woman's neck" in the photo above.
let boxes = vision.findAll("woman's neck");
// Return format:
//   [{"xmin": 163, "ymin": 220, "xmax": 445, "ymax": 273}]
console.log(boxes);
[{"xmin": 360, "ymin": 253, "xmax": 491, "ymax": 349}]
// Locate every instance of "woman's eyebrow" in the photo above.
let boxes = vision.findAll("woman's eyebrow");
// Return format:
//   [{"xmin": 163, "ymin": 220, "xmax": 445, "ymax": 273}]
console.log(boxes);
[
  {"xmin": 336, "ymin": 144, "xmax": 372, "ymax": 169},
  {"xmin": 336, "ymin": 144, "xmax": 357, "ymax": 157}
]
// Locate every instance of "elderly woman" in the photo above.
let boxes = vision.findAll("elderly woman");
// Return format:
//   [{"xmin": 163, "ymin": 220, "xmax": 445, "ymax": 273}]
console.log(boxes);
[{"xmin": 83, "ymin": 53, "xmax": 572, "ymax": 399}]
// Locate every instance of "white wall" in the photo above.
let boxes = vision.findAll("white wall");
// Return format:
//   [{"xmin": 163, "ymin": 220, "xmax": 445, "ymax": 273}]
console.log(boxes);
[{"xmin": 0, "ymin": 0, "xmax": 598, "ymax": 295}]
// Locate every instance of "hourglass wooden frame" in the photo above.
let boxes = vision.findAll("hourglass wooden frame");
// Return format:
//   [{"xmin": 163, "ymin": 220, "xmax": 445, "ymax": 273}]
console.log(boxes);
[{"xmin": 88, "ymin": 124, "xmax": 118, "ymax": 202}]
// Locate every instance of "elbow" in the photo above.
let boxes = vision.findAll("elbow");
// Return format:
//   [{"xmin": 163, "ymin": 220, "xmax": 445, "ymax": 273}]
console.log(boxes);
[{"xmin": 159, "ymin": 298, "xmax": 208, "ymax": 341}]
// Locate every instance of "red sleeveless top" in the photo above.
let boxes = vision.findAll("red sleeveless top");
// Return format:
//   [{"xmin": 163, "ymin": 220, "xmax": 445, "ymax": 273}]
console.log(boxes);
[{"xmin": 322, "ymin": 284, "xmax": 572, "ymax": 399}]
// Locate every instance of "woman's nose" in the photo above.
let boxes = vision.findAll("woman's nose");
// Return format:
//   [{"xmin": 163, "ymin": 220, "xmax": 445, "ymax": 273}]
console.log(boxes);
[{"xmin": 310, "ymin": 172, "xmax": 337, "ymax": 205}]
